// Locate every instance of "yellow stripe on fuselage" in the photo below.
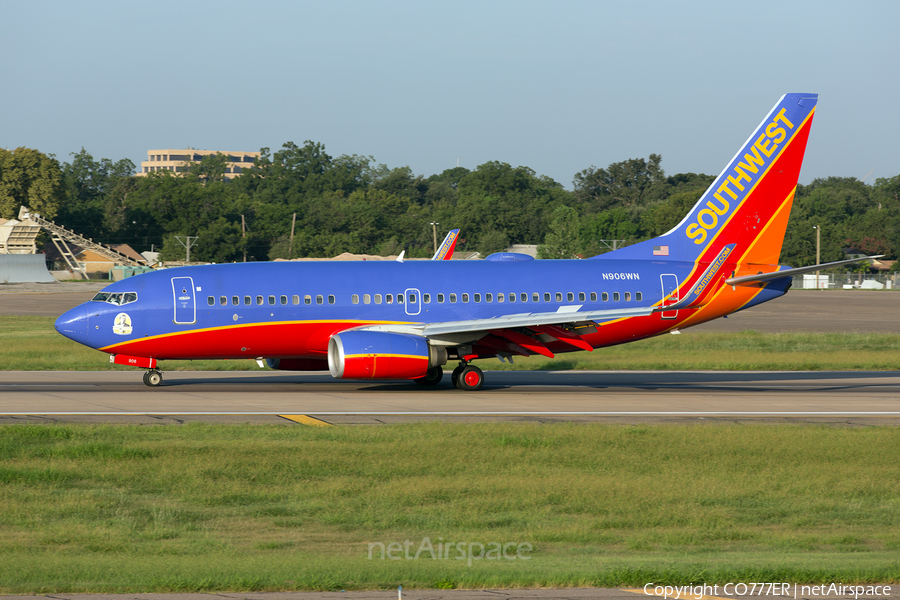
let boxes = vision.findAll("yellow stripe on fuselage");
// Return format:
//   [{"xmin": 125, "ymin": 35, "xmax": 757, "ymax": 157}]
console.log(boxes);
[{"xmin": 99, "ymin": 319, "xmax": 417, "ymax": 353}]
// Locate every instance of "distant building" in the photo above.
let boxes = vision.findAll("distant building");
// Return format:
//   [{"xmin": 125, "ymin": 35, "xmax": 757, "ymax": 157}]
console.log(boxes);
[
  {"xmin": 137, "ymin": 149, "xmax": 260, "ymax": 179},
  {"xmin": 44, "ymin": 242, "xmax": 146, "ymax": 276}
]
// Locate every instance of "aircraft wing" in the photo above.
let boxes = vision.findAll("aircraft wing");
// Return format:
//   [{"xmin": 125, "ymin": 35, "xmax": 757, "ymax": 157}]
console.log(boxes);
[
  {"xmin": 420, "ymin": 306, "xmax": 652, "ymax": 336},
  {"xmin": 357, "ymin": 305, "xmax": 655, "ymax": 357}
]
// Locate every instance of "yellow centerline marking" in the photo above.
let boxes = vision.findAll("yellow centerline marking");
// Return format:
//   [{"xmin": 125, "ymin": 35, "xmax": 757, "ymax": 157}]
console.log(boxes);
[{"xmin": 280, "ymin": 415, "xmax": 333, "ymax": 427}]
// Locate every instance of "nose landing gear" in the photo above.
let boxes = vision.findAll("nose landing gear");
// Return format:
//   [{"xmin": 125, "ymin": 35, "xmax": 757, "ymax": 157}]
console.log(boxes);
[{"xmin": 142, "ymin": 369, "xmax": 163, "ymax": 387}]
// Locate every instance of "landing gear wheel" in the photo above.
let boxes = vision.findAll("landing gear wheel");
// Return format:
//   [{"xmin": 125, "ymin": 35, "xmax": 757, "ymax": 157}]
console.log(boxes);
[
  {"xmin": 415, "ymin": 366, "xmax": 444, "ymax": 386},
  {"xmin": 143, "ymin": 370, "xmax": 163, "ymax": 387},
  {"xmin": 456, "ymin": 365, "xmax": 484, "ymax": 391},
  {"xmin": 451, "ymin": 364, "xmax": 465, "ymax": 388}
]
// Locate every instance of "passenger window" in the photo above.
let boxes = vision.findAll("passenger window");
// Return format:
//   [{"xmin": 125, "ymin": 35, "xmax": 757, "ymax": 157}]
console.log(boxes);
[
  {"xmin": 208, "ymin": 296, "xmax": 215, "ymax": 306},
  {"xmin": 602, "ymin": 292, "xmax": 609, "ymax": 302},
  {"xmin": 304, "ymin": 295, "xmax": 312, "ymax": 305},
  {"xmin": 532, "ymin": 292, "xmax": 539, "ymax": 302},
  {"xmin": 567, "ymin": 292, "xmax": 574, "ymax": 302},
  {"xmin": 219, "ymin": 296, "xmax": 226, "ymax": 306},
  {"xmin": 256, "ymin": 295, "xmax": 263, "ymax": 305},
  {"xmin": 268, "ymin": 295, "xmax": 275, "ymax": 305},
  {"xmin": 364, "ymin": 294, "xmax": 371, "ymax": 304},
  {"xmin": 328, "ymin": 295, "xmax": 335, "ymax": 304},
  {"xmin": 508, "ymin": 293, "xmax": 515, "ymax": 303},
  {"xmin": 578, "ymin": 292, "xmax": 585, "ymax": 302},
  {"xmin": 544, "ymin": 292, "xmax": 551, "ymax": 302},
  {"xmin": 352, "ymin": 294, "xmax": 359, "ymax": 304},
  {"xmin": 449, "ymin": 293, "xmax": 457, "ymax": 303},
  {"xmin": 520, "ymin": 293, "xmax": 527, "ymax": 302},
  {"xmin": 398, "ymin": 294, "xmax": 404, "ymax": 304},
  {"xmin": 474, "ymin": 293, "xmax": 481, "ymax": 303},
  {"xmin": 437, "ymin": 293, "xmax": 444, "ymax": 303},
  {"xmin": 292, "ymin": 295, "xmax": 299, "ymax": 305},
  {"xmin": 625, "ymin": 292, "xmax": 632, "ymax": 301},
  {"xmin": 374, "ymin": 294, "xmax": 382, "ymax": 304},
  {"xmin": 613, "ymin": 292, "xmax": 620, "ymax": 302},
  {"xmin": 555, "ymin": 292, "xmax": 562, "ymax": 302},
  {"xmin": 423, "ymin": 293, "xmax": 430, "ymax": 303},
  {"xmin": 316, "ymin": 295, "xmax": 323, "ymax": 305},
  {"xmin": 409, "ymin": 294, "xmax": 416, "ymax": 303},
  {"xmin": 636, "ymin": 292, "xmax": 642, "ymax": 301},
  {"xmin": 280, "ymin": 295, "xmax": 287, "ymax": 305},
  {"xmin": 461, "ymin": 293, "xmax": 468, "ymax": 303},
  {"xmin": 386, "ymin": 294, "xmax": 393, "ymax": 304},
  {"xmin": 590, "ymin": 292, "xmax": 597, "ymax": 302},
  {"xmin": 486, "ymin": 293, "xmax": 493, "ymax": 303},
  {"xmin": 245, "ymin": 296, "xmax": 251, "ymax": 305},
  {"xmin": 232, "ymin": 296, "xmax": 239, "ymax": 306},
  {"xmin": 497, "ymin": 293, "xmax": 504, "ymax": 303}
]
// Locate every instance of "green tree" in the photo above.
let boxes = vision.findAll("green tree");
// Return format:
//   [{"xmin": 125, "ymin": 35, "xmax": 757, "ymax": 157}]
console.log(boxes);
[
  {"xmin": 573, "ymin": 154, "xmax": 666, "ymax": 212},
  {"xmin": 538, "ymin": 206, "xmax": 580, "ymax": 259},
  {"xmin": 579, "ymin": 207, "xmax": 640, "ymax": 256},
  {"xmin": 0, "ymin": 147, "xmax": 64, "ymax": 219},
  {"xmin": 477, "ymin": 230, "xmax": 510, "ymax": 257},
  {"xmin": 58, "ymin": 148, "xmax": 135, "ymax": 240}
]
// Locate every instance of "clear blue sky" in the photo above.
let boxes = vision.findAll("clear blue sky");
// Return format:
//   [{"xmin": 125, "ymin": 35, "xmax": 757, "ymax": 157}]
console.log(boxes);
[{"xmin": 2, "ymin": 0, "xmax": 897, "ymax": 187}]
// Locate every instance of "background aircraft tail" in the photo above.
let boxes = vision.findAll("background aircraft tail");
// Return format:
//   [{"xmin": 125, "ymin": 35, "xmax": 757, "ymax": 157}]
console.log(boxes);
[{"xmin": 603, "ymin": 93, "xmax": 818, "ymax": 268}]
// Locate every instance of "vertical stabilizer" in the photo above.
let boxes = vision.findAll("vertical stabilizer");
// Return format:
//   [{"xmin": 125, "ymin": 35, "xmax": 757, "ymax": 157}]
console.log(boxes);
[{"xmin": 604, "ymin": 93, "xmax": 817, "ymax": 266}]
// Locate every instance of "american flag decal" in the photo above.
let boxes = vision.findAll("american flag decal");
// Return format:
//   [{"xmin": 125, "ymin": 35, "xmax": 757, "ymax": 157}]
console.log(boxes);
[{"xmin": 653, "ymin": 245, "xmax": 669, "ymax": 256}]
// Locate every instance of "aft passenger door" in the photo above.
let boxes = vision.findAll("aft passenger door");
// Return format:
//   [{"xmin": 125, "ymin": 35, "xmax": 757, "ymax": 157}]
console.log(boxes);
[
  {"xmin": 171, "ymin": 276, "xmax": 196, "ymax": 324},
  {"xmin": 659, "ymin": 274, "xmax": 679, "ymax": 320}
]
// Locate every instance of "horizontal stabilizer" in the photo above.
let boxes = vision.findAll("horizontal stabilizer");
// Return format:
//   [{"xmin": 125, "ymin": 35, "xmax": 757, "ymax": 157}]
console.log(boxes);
[{"xmin": 724, "ymin": 256, "xmax": 884, "ymax": 286}]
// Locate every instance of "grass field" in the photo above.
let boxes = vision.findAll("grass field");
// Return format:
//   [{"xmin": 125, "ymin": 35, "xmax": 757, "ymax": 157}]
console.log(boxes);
[
  {"xmin": 4, "ymin": 316, "xmax": 900, "ymax": 371},
  {"xmin": 1, "ymin": 422, "xmax": 899, "ymax": 592}
]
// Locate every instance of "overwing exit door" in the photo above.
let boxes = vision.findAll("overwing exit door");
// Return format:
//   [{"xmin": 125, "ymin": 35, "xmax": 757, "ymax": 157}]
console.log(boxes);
[{"xmin": 404, "ymin": 288, "xmax": 421, "ymax": 316}]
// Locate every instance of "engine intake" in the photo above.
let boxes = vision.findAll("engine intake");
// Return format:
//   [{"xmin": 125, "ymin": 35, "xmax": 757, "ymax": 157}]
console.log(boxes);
[{"xmin": 328, "ymin": 330, "xmax": 447, "ymax": 380}]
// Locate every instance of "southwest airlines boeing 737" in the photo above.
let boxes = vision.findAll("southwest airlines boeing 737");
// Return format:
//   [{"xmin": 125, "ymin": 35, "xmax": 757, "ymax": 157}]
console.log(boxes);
[{"xmin": 54, "ymin": 93, "xmax": 875, "ymax": 390}]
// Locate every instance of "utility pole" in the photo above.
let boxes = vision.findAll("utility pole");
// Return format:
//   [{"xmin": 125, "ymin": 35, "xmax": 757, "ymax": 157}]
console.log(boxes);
[
  {"xmin": 241, "ymin": 215, "xmax": 246, "ymax": 263},
  {"xmin": 175, "ymin": 235, "xmax": 198, "ymax": 263},
  {"xmin": 430, "ymin": 221, "xmax": 439, "ymax": 254},
  {"xmin": 813, "ymin": 225, "xmax": 821, "ymax": 288},
  {"xmin": 289, "ymin": 213, "xmax": 296, "ymax": 258}
]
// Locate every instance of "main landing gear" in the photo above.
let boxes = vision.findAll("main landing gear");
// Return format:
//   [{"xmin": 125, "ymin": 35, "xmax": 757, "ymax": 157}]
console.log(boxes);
[
  {"xmin": 451, "ymin": 362, "xmax": 484, "ymax": 391},
  {"xmin": 142, "ymin": 369, "xmax": 163, "ymax": 387},
  {"xmin": 414, "ymin": 366, "xmax": 444, "ymax": 386}
]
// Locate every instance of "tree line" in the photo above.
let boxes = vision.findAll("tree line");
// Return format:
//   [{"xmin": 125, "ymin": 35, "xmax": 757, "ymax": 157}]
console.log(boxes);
[{"xmin": 0, "ymin": 144, "xmax": 898, "ymax": 270}]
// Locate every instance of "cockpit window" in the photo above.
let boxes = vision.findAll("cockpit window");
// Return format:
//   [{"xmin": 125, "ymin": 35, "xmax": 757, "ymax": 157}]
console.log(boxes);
[{"xmin": 91, "ymin": 292, "xmax": 138, "ymax": 306}]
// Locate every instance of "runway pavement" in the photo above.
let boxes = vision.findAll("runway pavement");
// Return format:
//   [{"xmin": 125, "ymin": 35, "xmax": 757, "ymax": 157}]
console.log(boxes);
[{"xmin": 2, "ymin": 370, "xmax": 899, "ymax": 426}]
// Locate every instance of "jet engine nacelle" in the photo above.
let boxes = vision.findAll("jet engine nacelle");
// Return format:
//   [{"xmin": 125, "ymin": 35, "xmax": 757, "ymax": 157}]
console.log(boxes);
[{"xmin": 328, "ymin": 330, "xmax": 447, "ymax": 380}]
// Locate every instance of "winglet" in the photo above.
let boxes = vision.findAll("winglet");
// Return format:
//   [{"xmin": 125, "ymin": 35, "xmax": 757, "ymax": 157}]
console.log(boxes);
[{"xmin": 431, "ymin": 229, "xmax": 460, "ymax": 260}]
